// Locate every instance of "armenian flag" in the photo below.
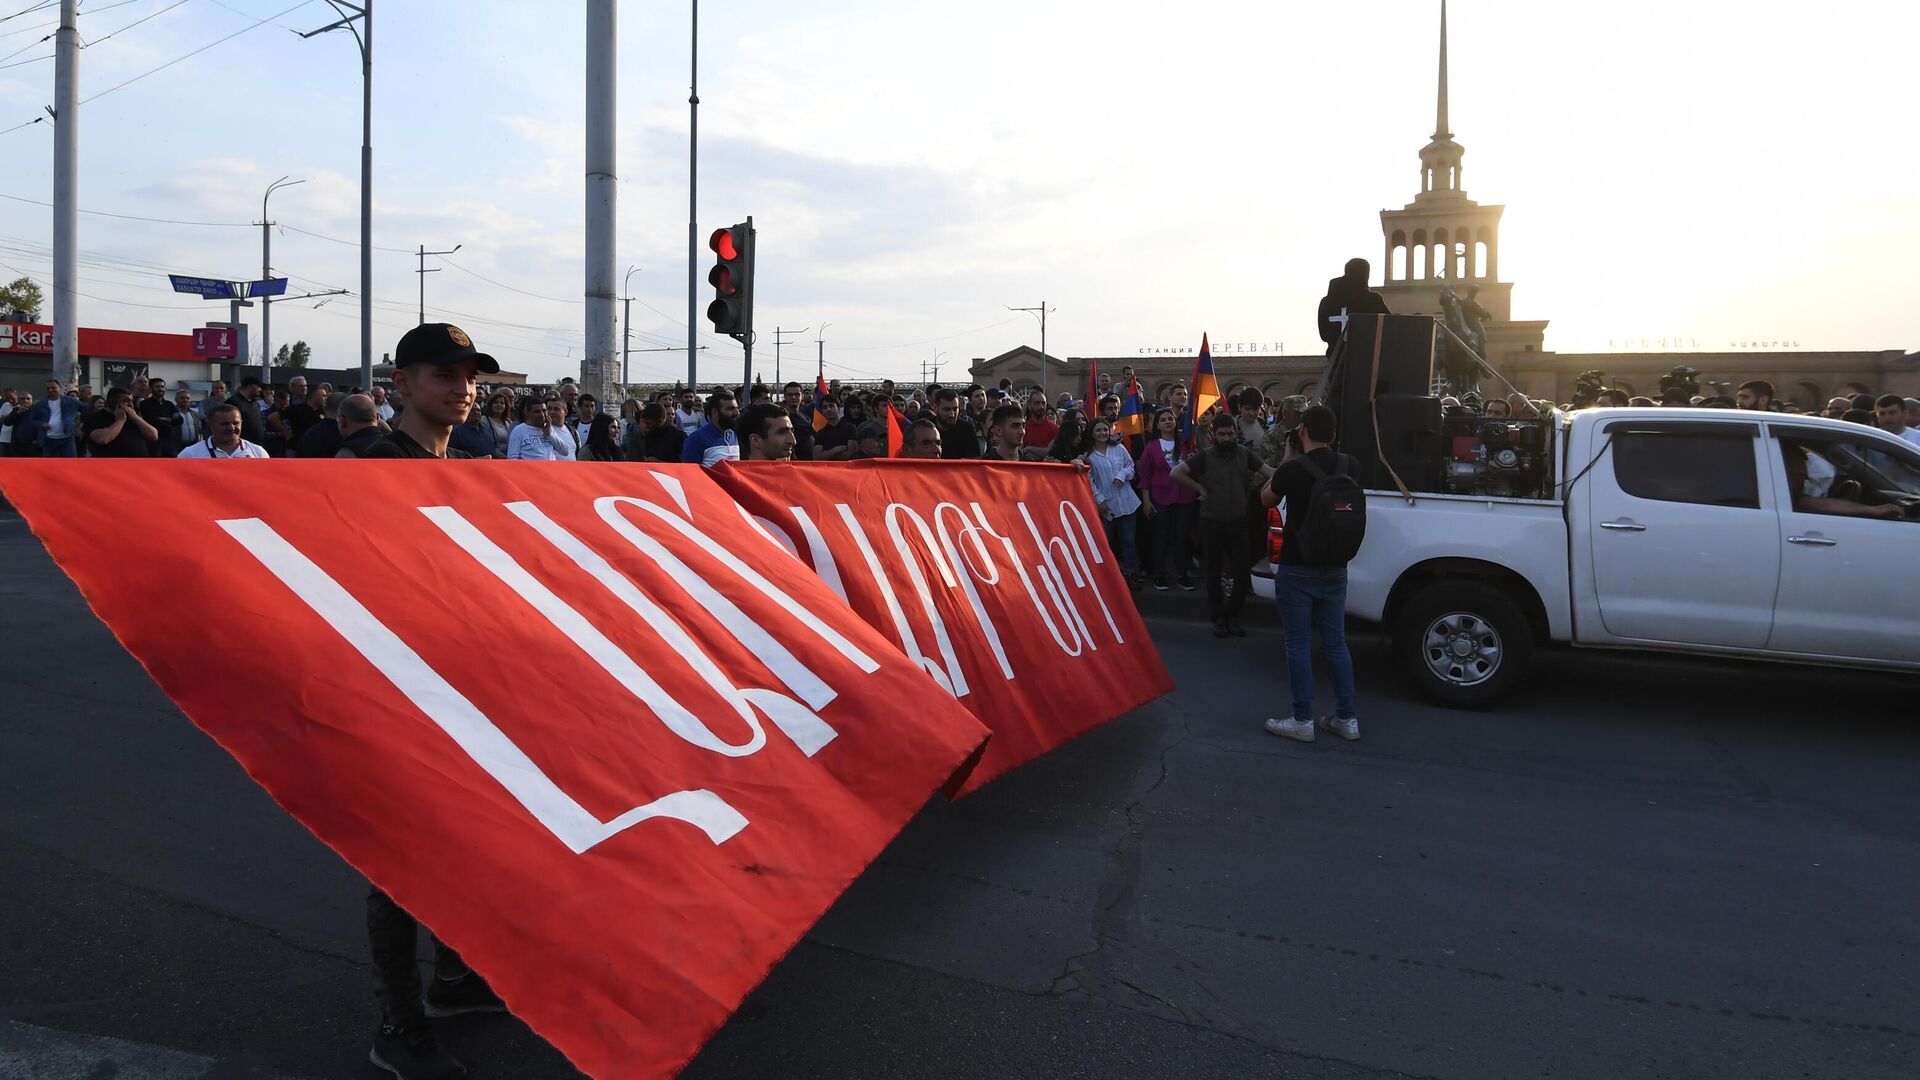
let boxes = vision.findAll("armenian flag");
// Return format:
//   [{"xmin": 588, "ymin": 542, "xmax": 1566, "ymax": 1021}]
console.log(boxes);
[
  {"xmin": 1084, "ymin": 360, "xmax": 1099, "ymax": 418},
  {"xmin": 1113, "ymin": 375, "xmax": 1146, "ymax": 439},
  {"xmin": 1190, "ymin": 332, "xmax": 1220, "ymax": 430},
  {"xmin": 812, "ymin": 372, "xmax": 831, "ymax": 432}
]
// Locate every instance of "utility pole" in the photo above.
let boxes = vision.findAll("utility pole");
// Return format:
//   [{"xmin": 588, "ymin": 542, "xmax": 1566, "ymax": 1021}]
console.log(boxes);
[
  {"xmin": 50, "ymin": 0, "xmax": 76, "ymax": 384},
  {"xmin": 816, "ymin": 322, "xmax": 830, "ymax": 382},
  {"xmin": 771, "ymin": 326, "xmax": 807, "ymax": 385},
  {"xmin": 584, "ymin": 0, "xmax": 617, "ymax": 400},
  {"xmin": 1007, "ymin": 301, "xmax": 1052, "ymax": 396},
  {"xmin": 259, "ymin": 177, "xmax": 304, "ymax": 387},
  {"xmin": 686, "ymin": 0, "xmax": 699, "ymax": 389},
  {"xmin": 415, "ymin": 243, "xmax": 460, "ymax": 325},
  {"xmin": 621, "ymin": 265, "xmax": 639, "ymax": 389},
  {"xmin": 298, "ymin": 2, "xmax": 372, "ymax": 390},
  {"xmin": 228, "ymin": 298, "xmax": 254, "ymax": 381}
]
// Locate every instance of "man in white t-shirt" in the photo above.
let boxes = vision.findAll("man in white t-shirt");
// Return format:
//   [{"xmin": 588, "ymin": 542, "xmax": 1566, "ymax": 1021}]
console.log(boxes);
[
  {"xmin": 1874, "ymin": 394, "xmax": 1920, "ymax": 449},
  {"xmin": 674, "ymin": 389, "xmax": 705, "ymax": 435},
  {"xmin": 370, "ymin": 385, "xmax": 396, "ymax": 423},
  {"xmin": 177, "ymin": 402, "xmax": 270, "ymax": 458},
  {"xmin": 541, "ymin": 398, "xmax": 578, "ymax": 459}
]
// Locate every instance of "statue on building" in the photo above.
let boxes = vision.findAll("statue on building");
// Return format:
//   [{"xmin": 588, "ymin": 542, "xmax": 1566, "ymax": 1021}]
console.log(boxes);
[
  {"xmin": 1436, "ymin": 279, "xmax": 1491, "ymax": 396},
  {"xmin": 1317, "ymin": 258, "xmax": 1390, "ymax": 356}
]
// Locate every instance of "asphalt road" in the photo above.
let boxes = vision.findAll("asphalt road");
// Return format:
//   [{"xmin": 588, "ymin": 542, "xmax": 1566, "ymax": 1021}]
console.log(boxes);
[{"xmin": 2, "ymin": 506, "xmax": 1917, "ymax": 1080}]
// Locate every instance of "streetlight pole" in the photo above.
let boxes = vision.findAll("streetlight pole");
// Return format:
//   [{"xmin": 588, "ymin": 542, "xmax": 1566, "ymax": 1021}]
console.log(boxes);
[
  {"xmin": 816, "ymin": 322, "xmax": 830, "ymax": 382},
  {"xmin": 259, "ymin": 176, "xmax": 304, "ymax": 384},
  {"xmin": 1007, "ymin": 302, "xmax": 1052, "ymax": 395},
  {"xmin": 299, "ymin": 1, "xmax": 371, "ymax": 390},
  {"xmin": 414, "ymin": 243, "xmax": 460, "ymax": 324},
  {"xmin": 621, "ymin": 264, "xmax": 639, "ymax": 389},
  {"xmin": 686, "ymin": 0, "xmax": 699, "ymax": 390}
]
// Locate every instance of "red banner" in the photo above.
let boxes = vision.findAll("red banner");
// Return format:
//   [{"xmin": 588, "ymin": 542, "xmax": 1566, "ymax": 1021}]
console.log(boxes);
[
  {"xmin": 0, "ymin": 461, "xmax": 991, "ymax": 1080},
  {"xmin": 712, "ymin": 459, "xmax": 1173, "ymax": 795}
]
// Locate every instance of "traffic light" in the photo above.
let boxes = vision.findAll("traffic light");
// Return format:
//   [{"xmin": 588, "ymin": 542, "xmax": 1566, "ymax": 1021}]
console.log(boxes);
[{"xmin": 706, "ymin": 217, "xmax": 755, "ymax": 341}]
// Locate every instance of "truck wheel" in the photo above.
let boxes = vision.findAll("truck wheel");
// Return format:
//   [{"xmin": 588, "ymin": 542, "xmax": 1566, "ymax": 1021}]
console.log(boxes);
[{"xmin": 1393, "ymin": 581, "xmax": 1534, "ymax": 708}]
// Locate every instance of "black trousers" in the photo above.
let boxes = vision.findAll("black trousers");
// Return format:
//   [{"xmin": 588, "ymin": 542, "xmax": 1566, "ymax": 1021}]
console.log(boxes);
[
  {"xmin": 1200, "ymin": 517, "xmax": 1252, "ymax": 622},
  {"xmin": 368, "ymin": 885, "xmax": 469, "ymax": 1029}
]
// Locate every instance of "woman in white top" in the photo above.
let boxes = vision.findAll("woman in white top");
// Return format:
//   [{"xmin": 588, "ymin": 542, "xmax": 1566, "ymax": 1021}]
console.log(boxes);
[
  {"xmin": 1085, "ymin": 418, "xmax": 1141, "ymax": 583},
  {"xmin": 506, "ymin": 396, "xmax": 577, "ymax": 460}
]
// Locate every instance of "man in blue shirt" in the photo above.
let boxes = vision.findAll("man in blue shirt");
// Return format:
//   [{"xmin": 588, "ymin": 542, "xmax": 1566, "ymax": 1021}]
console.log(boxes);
[
  {"xmin": 680, "ymin": 388, "xmax": 740, "ymax": 466},
  {"xmin": 26, "ymin": 378, "xmax": 83, "ymax": 457}
]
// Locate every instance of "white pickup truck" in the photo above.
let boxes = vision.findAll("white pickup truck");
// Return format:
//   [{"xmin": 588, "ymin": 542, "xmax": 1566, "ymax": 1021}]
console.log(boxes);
[{"xmin": 1254, "ymin": 407, "xmax": 1920, "ymax": 707}]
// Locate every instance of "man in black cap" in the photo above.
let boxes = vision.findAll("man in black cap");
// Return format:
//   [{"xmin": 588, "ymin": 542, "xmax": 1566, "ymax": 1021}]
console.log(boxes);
[
  {"xmin": 359, "ymin": 325, "xmax": 501, "ymax": 1080},
  {"xmin": 1317, "ymin": 258, "xmax": 1389, "ymax": 355},
  {"xmin": 363, "ymin": 322, "xmax": 499, "ymax": 460}
]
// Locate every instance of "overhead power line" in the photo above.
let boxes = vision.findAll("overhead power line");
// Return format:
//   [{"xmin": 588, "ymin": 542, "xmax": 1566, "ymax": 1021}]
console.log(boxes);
[
  {"xmin": 0, "ymin": 189, "xmax": 254, "ymax": 226},
  {"xmin": 279, "ymin": 224, "xmax": 412, "ymax": 254},
  {"xmin": 83, "ymin": 0, "xmax": 194, "ymax": 50},
  {"xmin": 0, "ymin": 2, "xmax": 56, "ymax": 27},
  {"xmin": 434, "ymin": 255, "xmax": 582, "ymax": 305},
  {"xmin": 78, "ymin": 0, "xmax": 313, "ymax": 105}
]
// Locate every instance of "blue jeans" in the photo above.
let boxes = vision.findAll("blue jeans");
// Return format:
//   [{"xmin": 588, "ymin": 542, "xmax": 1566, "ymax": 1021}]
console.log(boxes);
[
  {"xmin": 1104, "ymin": 510, "xmax": 1140, "ymax": 575},
  {"xmin": 40, "ymin": 435, "xmax": 76, "ymax": 457},
  {"xmin": 1275, "ymin": 565, "xmax": 1357, "ymax": 723}
]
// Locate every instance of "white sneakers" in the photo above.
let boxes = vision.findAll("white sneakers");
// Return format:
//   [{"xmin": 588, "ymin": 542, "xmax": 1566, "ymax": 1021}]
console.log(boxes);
[
  {"xmin": 1318, "ymin": 715, "xmax": 1360, "ymax": 741},
  {"xmin": 1263, "ymin": 716, "xmax": 1360, "ymax": 742},
  {"xmin": 1265, "ymin": 717, "xmax": 1315, "ymax": 741}
]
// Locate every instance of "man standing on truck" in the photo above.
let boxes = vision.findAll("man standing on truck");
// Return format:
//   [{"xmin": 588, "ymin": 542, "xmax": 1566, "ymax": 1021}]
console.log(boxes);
[
  {"xmin": 1261, "ymin": 404, "xmax": 1363, "ymax": 743},
  {"xmin": 1317, "ymin": 258, "xmax": 1389, "ymax": 355}
]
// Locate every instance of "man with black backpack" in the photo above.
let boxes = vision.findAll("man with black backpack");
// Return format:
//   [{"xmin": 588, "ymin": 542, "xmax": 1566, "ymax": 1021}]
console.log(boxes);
[{"xmin": 1261, "ymin": 404, "xmax": 1365, "ymax": 742}]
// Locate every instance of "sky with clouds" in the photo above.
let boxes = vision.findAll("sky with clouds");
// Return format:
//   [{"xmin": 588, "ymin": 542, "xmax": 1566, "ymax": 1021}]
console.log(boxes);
[{"xmin": 0, "ymin": 0, "xmax": 1912, "ymax": 385}]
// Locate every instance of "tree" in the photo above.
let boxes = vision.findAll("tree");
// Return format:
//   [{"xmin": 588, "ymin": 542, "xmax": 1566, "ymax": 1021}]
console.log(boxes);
[
  {"xmin": 0, "ymin": 276, "xmax": 44, "ymax": 322},
  {"xmin": 273, "ymin": 344, "xmax": 292, "ymax": 366},
  {"xmin": 278, "ymin": 340, "xmax": 311, "ymax": 369}
]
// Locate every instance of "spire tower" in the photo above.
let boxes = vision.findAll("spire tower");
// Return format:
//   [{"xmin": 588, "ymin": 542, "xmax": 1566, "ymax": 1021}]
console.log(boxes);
[
  {"xmin": 1435, "ymin": 0, "xmax": 1450, "ymax": 139},
  {"xmin": 1372, "ymin": 0, "xmax": 1546, "ymax": 371}
]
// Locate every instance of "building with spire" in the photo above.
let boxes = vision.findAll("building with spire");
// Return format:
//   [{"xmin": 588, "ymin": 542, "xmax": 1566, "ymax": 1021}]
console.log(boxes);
[
  {"xmin": 1377, "ymin": 0, "xmax": 1547, "ymax": 372},
  {"xmin": 968, "ymin": 1, "xmax": 1916, "ymax": 411}
]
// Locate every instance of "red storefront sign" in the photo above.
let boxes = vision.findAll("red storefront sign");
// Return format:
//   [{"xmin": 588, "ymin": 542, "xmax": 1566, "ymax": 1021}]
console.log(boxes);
[{"xmin": 0, "ymin": 322, "xmax": 202, "ymax": 362}]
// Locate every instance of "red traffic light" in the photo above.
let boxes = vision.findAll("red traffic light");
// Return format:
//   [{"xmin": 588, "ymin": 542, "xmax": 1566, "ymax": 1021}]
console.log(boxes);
[{"xmin": 706, "ymin": 218, "xmax": 754, "ymax": 339}]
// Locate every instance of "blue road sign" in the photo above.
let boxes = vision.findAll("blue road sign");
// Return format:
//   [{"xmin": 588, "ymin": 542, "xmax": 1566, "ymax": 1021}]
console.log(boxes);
[
  {"xmin": 244, "ymin": 278, "xmax": 289, "ymax": 298},
  {"xmin": 168, "ymin": 275, "xmax": 237, "ymax": 300}
]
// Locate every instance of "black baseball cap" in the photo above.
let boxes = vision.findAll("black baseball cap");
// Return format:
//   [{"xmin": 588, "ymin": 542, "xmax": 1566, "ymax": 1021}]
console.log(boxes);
[{"xmin": 394, "ymin": 322, "xmax": 499, "ymax": 374}]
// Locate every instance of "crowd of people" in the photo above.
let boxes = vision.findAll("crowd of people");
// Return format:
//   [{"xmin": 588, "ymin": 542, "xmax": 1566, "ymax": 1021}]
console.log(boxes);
[
  {"xmin": 0, "ymin": 373, "xmax": 404, "ymax": 460},
  {"xmin": 1448, "ymin": 378, "xmax": 1920, "ymax": 436}
]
